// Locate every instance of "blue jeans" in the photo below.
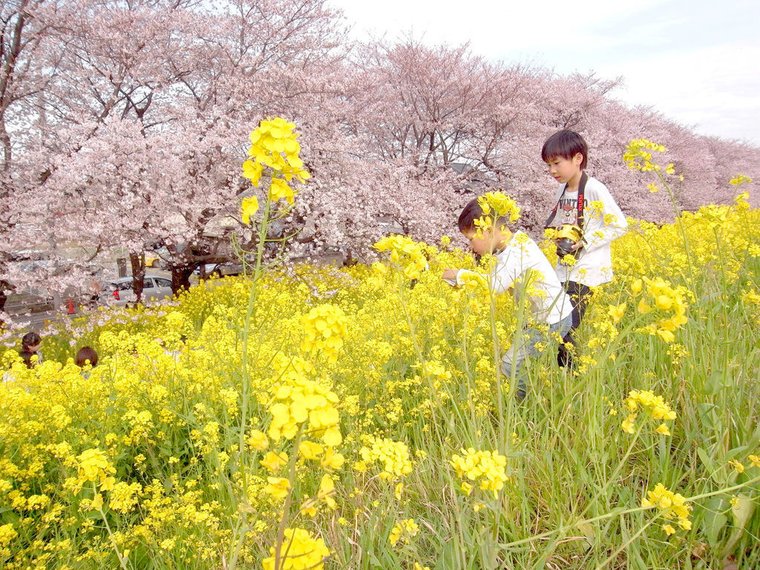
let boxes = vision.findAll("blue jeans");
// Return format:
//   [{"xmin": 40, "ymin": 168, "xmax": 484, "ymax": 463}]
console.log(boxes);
[{"xmin": 501, "ymin": 314, "xmax": 572, "ymax": 399}]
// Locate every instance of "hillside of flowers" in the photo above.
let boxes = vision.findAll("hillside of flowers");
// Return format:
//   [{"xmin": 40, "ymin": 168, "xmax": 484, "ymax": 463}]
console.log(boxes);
[{"xmin": 1, "ymin": 121, "xmax": 759, "ymax": 569}]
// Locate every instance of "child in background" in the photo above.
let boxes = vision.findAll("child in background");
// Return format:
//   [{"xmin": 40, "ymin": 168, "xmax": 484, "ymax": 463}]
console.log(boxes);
[
  {"xmin": 19, "ymin": 332, "xmax": 43, "ymax": 368},
  {"xmin": 542, "ymin": 129, "xmax": 628, "ymax": 367},
  {"xmin": 443, "ymin": 193, "xmax": 573, "ymax": 401},
  {"xmin": 75, "ymin": 346, "xmax": 99, "ymax": 368}
]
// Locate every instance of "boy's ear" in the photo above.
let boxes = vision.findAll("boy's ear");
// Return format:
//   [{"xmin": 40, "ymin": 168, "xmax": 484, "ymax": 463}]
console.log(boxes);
[{"xmin": 573, "ymin": 152, "xmax": 584, "ymax": 166}]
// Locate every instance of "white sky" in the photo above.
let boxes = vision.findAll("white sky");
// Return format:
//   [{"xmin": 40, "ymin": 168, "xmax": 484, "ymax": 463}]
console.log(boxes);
[{"xmin": 329, "ymin": 0, "xmax": 760, "ymax": 146}]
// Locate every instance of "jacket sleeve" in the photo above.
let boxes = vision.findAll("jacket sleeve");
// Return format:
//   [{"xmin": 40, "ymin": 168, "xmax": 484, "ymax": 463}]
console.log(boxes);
[
  {"xmin": 456, "ymin": 254, "xmax": 516, "ymax": 294},
  {"xmin": 581, "ymin": 180, "xmax": 628, "ymax": 254}
]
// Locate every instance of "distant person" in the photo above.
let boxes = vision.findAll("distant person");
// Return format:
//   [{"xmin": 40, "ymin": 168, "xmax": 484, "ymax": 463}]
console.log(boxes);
[
  {"xmin": 87, "ymin": 278, "xmax": 103, "ymax": 309},
  {"xmin": 0, "ymin": 280, "xmax": 9, "ymax": 313},
  {"xmin": 0, "ymin": 279, "xmax": 13, "ymax": 327},
  {"xmin": 541, "ymin": 129, "xmax": 628, "ymax": 368},
  {"xmin": 20, "ymin": 332, "xmax": 43, "ymax": 368},
  {"xmin": 75, "ymin": 346, "xmax": 99, "ymax": 368}
]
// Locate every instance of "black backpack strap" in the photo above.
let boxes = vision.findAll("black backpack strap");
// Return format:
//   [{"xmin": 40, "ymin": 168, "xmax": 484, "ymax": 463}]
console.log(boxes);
[
  {"xmin": 576, "ymin": 172, "xmax": 588, "ymax": 229},
  {"xmin": 544, "ymin": 186, "xmax": 565, "ymax": 228}
]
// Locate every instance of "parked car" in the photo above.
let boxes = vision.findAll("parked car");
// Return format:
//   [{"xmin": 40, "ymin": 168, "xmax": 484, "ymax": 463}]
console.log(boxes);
[
  {"xmin": 102, "ymin": 275, "xmax": 174, "ymax": 306},
  {"xmin": 195, "ymin": 262, "xmax": 244, "ymax": 279}
]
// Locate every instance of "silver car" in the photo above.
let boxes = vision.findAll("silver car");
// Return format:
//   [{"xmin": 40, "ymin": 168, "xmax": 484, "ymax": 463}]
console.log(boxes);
[{"xmin": 103, "ymin": 275, "xmax": 174, "ymax": 306}]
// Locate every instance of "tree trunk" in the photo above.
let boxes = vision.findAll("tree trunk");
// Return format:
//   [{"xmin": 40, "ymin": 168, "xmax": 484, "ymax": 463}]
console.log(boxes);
[
  {"xmin": 170, "ymin": 266, "xmax": 194, "ymax": 295},
  {"xmin": 129, "ymin": 252, "xmax": 146, "ymax": 305}
]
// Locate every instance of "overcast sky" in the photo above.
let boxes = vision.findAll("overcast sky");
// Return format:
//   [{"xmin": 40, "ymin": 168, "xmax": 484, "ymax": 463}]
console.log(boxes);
[{"xmin": 329, "ymin": 0, "xmax": 760, "ymax": 146}]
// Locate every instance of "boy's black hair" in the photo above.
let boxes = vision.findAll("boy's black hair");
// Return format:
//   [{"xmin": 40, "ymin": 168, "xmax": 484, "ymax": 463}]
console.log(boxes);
[
  {"xmin": 458, "ymin": 198, "xmax": 512, "ymax": 233},
  {"xmin": 22, "ymin": 332, "xmax": 41, "ymax": 349},
  {"xmin": 541, "ymin": 129, "xmax": 588, "ymax": 170},
  {"xmin": 75, "ymin": 346, "xmax": 99, "ymax": 367}
]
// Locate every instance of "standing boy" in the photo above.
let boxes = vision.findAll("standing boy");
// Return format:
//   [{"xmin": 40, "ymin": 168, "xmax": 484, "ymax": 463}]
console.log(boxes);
[
  {"xmin": 542, "ymin": 130, "xmax": 628, "ymax": 367},
  {"xmin": 443, "ymin": 193, "xmax": 573, "ymax": 401}
]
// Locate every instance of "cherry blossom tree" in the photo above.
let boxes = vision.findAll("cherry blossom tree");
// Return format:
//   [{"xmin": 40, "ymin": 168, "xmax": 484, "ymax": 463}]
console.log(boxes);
[
  {"xmin": 5, "ymin": 0, "xmax": 347, "ymax": 301},
  {"xmin": 1, "ymin": 2, "xmax": 758, "ymax": 318}
]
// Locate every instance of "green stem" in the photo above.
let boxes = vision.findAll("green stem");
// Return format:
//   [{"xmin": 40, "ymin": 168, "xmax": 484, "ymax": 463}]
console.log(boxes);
[
  {"xmin": 274, "ymin": 429, "xmax": 303, "ymax": 570},
  {"xmin": 595, "ymin": 516, "xmax": 656, "ymax": 570},
  {"xmin": 500, "ymin": 475, "xmax": 760, "ymax": 550},
  {"xmin": 95, "ymin": 484, "xmax": 130, "ymax": 570},
  {"xmin": 239, "ymin": 197, "xmax": 272, "ymax": 455},
  {"xmin": 230, "ymin": 194, "xmax": 273, "ymax": 570}
]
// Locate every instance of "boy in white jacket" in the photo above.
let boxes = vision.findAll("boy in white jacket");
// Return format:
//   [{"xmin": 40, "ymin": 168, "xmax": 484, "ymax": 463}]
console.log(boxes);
[
  {"xmin": 443, "ymin": 194, "xmax": 573, "ymax": 401},
  {"xmin": 542, "ymin": 130, "xmax": 628, "ymax": 367}
]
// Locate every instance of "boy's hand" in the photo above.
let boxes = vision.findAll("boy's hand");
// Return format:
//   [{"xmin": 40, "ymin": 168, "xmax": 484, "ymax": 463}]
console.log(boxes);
[{"xmin": 442, "ymin": 268, "xmax": 459, "ymax": 286}]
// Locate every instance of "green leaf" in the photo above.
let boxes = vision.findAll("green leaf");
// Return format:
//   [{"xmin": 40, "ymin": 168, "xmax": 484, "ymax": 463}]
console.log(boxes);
[
  {"xmin": 721, "ymin": 494, "xmax": 755, "ymax": 557},
  {"xmin": 576, "ymin": 521, "xmax": 595, "ymax": 550},
  {"xmin": 696, "ymin": 403, "xmax": 717, "ymax": 432},
  {"xmin": 704, "ymin": 496, "xmax": 729, "ymax": 547},
  {"xmin": 697, "ymin": 447, "xmax": 715, "ymax": 472},
  {"xmin": 705, "ymin": 371, "xmax": 724, "ymax": 395}
]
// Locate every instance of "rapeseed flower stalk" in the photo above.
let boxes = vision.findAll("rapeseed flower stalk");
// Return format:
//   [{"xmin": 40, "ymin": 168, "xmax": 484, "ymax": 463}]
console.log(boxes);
[
  {"xmin": 641, "ymin": 483, "xmax": 692, "ymax": 534},
  {"xmin": 374, "ymin": 235, "xmax": 429, "ymax": 280},
  {"xmin": 621, "ymin": 389, "xmax": 677, "ymax": 436},
  {"xmin": 474, "ymin": 191, "xmax": 521, "ymax": 234},
  {"xmin": 300, "ymin": 304, "xmax": 348, "ymax": 363},
  {"xmin": 389, "ymin": 518, "xmax": 419, "ymax": 547},
  {"xmin": 354, "ymin": 436, "xmax": 413, "ymax": 481},
  {"xmin": 266, "ymin": 375, "xmax": 342, "ymax": 447},
  {"xmin": 630, "ymin": 276, "xmax": 689, "ymax": 343},
  {"xmin": 450, "ymin": 448, "xmax": 509, "ymax": 498},
  {"xmin": 262, "ymin": 527, "xmax": 329, "ymax": 570}
]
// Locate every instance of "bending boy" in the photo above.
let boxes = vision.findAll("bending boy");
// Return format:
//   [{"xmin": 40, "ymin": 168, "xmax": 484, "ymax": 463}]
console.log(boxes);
[{"xmin": 443, "ymin": 194, "xmax": 573, "ymax": 401}]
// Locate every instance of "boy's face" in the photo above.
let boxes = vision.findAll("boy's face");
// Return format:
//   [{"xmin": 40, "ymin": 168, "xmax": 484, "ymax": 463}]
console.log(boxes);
[
  {"xmin": 462, "ymin": 229, "xmax": 497, "ymax": 256},
  {"xmin": 545, "ymin": 152, "xmax": 583, "ymax": 184}
]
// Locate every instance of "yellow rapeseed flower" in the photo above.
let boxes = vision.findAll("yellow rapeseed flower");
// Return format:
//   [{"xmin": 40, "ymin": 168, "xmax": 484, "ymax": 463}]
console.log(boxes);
[
  {"xmin": 389, "ymin": 518, "xmax": 419, "ymax": 547},
  {"xmin": 260, "ymin": 451, "xmax": 288, "ymax": 473},
  {"xmin": 241, "ymin": 196, "xmax": 259, "ymax": 225},
  {"xmin": 641, "ymin": 483, "xmax": 692, "ymax": 534},
  {"xmin": 358, "ymin": 436, "xmax": 414, "ymax": 481},
  {"xmin": 262, "ymin": 528, "xmax": 329, "ymax": 570},
  {"xmin": 623, "ymin": 139, "xmax": 667, "ymax": 172},
  {"xmin": 450, "ymin": 448, "xmax": 509, "ymax": 498},
  {"xmin": 729, "ymin": 174, "xmax": 752, "ymax": 186},
  {"xmin": 247, "ymin": 429, "xmax": 269, "ymax": 451},
  {"xmin": 264, "ymin": 476, "xmax": 290, "ymax": 500}
]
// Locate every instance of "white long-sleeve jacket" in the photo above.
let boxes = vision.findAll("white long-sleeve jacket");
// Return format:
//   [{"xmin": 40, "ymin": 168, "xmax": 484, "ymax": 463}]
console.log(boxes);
[
  {"xmin": 457, "ymin": 232, "xmax": 573, "ymax": 326},
  {"xmin": 547, "ymin": 175, "xmax": 628, "ymax": 287}
]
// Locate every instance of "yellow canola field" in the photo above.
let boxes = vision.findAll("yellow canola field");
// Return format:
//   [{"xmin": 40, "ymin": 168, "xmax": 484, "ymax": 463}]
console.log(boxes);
[{"xmin": 1, "ymin": 195, "xmax": 759, "ymax": 569}]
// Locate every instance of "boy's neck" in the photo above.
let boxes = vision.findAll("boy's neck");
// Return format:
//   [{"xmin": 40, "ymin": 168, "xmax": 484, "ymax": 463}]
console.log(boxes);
[
  {"xmin": 565, "ymin": 170, "xmax": 584, "ymax": 191},
  {"xmin": 493, "ymin": 229, "xmax": 513, "ymax": 253}
]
